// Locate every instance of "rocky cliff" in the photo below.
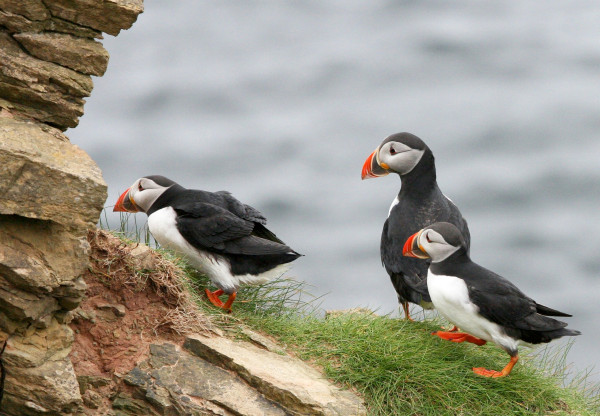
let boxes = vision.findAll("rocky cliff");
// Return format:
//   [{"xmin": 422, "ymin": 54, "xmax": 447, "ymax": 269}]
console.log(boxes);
[
  {"xmin": 0, "ymin": 1, "xmax": 142, "ymax": 414},
  {"xmin": 0, "ymin": 2, "xmax": 366, "ymax": 415}
]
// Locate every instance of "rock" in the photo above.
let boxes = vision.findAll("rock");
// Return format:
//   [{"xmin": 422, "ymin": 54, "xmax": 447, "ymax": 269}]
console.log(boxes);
[
  {"xmin": 97, "ymin": 303, "xmax": 127, "ymax": 317},
  {"xmin": 129, "ymin": 244, "xmax": 156, "ymax": 271},
  {"xmin": 0, "ymin": 118, "xmax": 108, "ymax": 229},
  {"xmin": 95, "ymin": 303, "xmax": 127, "ymax": 322},
  {"xmin": 0, "ymin": 0, "xmax": 143, "ymax": 414},
  {"xmin": 2, "ymin": 318, "xmax": 74, "ymax": 368},
  {"xmin": 122, "ymin": 366, "xmax": 151, "ymax": 389},
  {"xmin": 56, "ymin": 277, "xmax": 89, "ymax": 311},
  {"xmin": 185, "ymin": 335, "xmax": 367, "ymax": 416},
  {"xmin": 0, "ymin": 215, "xmax": 90, "ymax": 293},
  {"xmin": 112, "ymin": 393, "xmax": 160, "ymax": 416},
  {"xmin": 14, "ymin": 32, "xmax": 109, "ymax": 76},
  {"xmin": 0, "ymin": 311, "xmax": 21, "ymax": 333},
  {"xmin": 0, "ymin": 34, "xmax": 92, "ymax": 128},
  {"xmin": 0, "ymin": 10, "xmax": 34, "ymax": 33},
  {"xmin": 125, "ymin": 342, "xmax": 287, "ymax": 416},
  {"xmin": 0, "ymin": 215, "xmax": 90, "ymax": 326},
  {"xmin": 0, "ymin": 281, "xmax": 58, "ymax": 326},
  {"xmin": 1, "ymin": 355, "xmax": 82, "ymax": 415},
  {"xmin": 82, "ymin": 389, "xmax": 103, "ymax": 409},
  {"xmin": 44, "ymin": 0, "xmax": 144, "ymax": 36},
  {"xmin": 77, "ymin": 375, "xmax": 112, "ymax": 394},
  {"xmin": 241, "ymin": 327, "xmax": 286, "ymax": 354},
  {"xmin": 0, "ymin": 0, "xmax": 50, "ymax": 21},
  {"xmin": 0, "ymin": 10, "xmax": 102, "ymax": 38}
]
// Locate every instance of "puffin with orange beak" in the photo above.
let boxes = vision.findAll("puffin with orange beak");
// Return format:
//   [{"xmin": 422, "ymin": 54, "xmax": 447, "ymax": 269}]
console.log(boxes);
[
  {"xmin": 114, "ymin": 175, "xmax": 301, "ymax": 312},
  {"xmin": 362, "ymin": 132, "xmax": 470, "ymax": 321},
  {"xmin": 403, "ymin": 222, "xmax": 580, "ymax": 377}
]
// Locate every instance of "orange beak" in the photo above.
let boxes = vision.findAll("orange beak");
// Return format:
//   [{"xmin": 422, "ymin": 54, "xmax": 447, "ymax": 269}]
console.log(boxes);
[
  {"xmin": 402, "ymin": 230, "xmax": 429, "ymax": 259},
  {"xmin": 361, "ymin": 148, "xmax": 389, "ymax": 180},
  {"xmin": 113, "ymin": 188, "xmax": 140, "ymax": 212}
]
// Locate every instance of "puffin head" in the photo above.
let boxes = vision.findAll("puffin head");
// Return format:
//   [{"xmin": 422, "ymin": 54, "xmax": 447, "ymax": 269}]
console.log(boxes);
[
  {"xmin": 402, "ymin": 222, "xmax": 467, "ymax": 263},
  {"xmin": 113, "ymin": 175, "xmax": 178, "ymax": 213},
  {"xmin": 361, "ymin": 132, "xmax": 429, "ymax": 179}
]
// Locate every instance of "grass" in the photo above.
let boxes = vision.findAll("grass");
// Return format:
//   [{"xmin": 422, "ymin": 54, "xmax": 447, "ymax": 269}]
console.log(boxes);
[
  {"xmin": 104, "ymin": 211, "xmax": 600, "ymax": 415},
  {"xmin": 197, "ymin": 275, "xmax": 599, "ymax": 415}
]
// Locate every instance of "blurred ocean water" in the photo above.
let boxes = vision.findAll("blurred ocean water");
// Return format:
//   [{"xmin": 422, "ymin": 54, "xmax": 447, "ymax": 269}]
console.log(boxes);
[{"xmin": 70, "ymin": 1, "xmax": 600, "ymax": 382}]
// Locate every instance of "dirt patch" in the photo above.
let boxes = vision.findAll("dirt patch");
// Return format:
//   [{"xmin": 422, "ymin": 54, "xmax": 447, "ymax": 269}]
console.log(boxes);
[{"xmin": 68, "ymin": 230, "xmax": 214, "ymax": 413}]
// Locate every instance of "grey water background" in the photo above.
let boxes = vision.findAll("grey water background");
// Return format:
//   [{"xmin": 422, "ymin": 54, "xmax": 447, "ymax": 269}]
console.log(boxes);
[{"xmin": 70, "ymin": 1, "xmax": 600, "ymax": 383}]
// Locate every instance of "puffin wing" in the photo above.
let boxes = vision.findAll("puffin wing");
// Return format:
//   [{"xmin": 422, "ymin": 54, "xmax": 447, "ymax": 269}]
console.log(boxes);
[
  {"xmin": 174, "ymin": 202, "xmax": 255, "ymax": 250},
  {"xmin": 213, "ymin": 191, "xmax": 286, "ymax": 245},
  {"xmin": 175, "ymin": 202, "xmax": 295, "ymax": 256},
  {"xmin": 215, "ymin": 191, "xmax": 267, "ymax": 224},
  {"xmin": 463, "ymin": 264, "xmax": 567, "ymax": 332}
]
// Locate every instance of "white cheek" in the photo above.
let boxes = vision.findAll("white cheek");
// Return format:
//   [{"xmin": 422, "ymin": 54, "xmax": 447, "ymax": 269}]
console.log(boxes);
[
  {"xmin": 136, "ymin": 189, "xmax": 163, "ymax": 211},
  {"xmin": 425, "ymin": 243, "xmax": 459, "ymax": 263},
  {"xmin": 382, "ymin": 149, "xmax": 425, "ymax": 175}
]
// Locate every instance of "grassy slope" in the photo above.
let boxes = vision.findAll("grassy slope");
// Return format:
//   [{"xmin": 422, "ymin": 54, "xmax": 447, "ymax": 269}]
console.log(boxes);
[
  {"xmin": 108, "ymin": 223, "xmax": 598, "ymax": 416},
  {"xmin": 184, "ymin": 268, "xmax": 599, "ymax": 416}
]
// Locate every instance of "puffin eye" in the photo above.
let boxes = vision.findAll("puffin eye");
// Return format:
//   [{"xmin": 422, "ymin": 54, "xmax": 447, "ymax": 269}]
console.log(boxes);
[
  {"xmin": 138, "ymin": 182, "xmax": 144, "ymax": 191},
  {"xmin": 390, "ymin": 147, "xmax": 396, "ymax": 155},
  {"xmin": 426, "ymin": 234, "xmax": 432, "ymax": 243}
]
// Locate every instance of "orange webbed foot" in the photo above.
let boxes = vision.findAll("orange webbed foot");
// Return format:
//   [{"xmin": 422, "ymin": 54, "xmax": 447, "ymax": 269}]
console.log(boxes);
[
  {"xmin": 222, "ymin": 291, "xmax": 236, "ymax": 313},
  {"xmin": 205, "ymin": 289, "xmax": 225, "ymax": 308},
  {"xmin": 205, "ymin": 289, "xmax": 236, "ymax": 312},
  {"xmin": 473, "ymin": 355, "xmax": 519, "ymax": 378},
  {"xmin": 473, "ymin": 367, "xmax": 505, "ymax": 378},
  {"xmin": 432, "ymin": 331, "xmax": 487, "ymax": 346}
]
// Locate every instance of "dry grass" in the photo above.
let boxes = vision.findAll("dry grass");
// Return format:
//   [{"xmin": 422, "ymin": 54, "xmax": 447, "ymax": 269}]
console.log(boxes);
[{"xmin": 88, "ymin": 229, "xmax": 214, "ymax": 335}]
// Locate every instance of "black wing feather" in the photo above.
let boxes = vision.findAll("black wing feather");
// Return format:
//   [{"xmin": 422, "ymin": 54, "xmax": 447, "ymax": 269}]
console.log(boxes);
[
  {"xmin": 173, "ymin": 201, "xmax": 296, "ymax": 257},
  {"xmin": 215, "ymin": 191, "xmax": 267, "ymax": 224},
  {"xmin": 457, "ymin": 262, "xmax": 570, "ymax": 332},
  {"xmin": 174, "ymin": 202, "xmax": 254, "ymax": 250}
]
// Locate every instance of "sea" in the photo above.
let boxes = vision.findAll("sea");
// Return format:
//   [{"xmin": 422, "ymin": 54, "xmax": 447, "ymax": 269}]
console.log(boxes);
[{"xmin": 69, "ymin": 1, "xmax": 600, "ymax": 385}]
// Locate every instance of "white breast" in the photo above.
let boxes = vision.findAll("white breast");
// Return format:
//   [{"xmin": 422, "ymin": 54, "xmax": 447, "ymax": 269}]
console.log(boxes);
[
  {"xmin": 427, "ymin": 270, "xmax": 520, "ymax": 353},
  {"xmin": 147, "ymin": 207, "xmax": 288, "ymax": 292},
  {"xmin": 388, "ymin": 195, "xmax": 400, "ymax": 217},
  {"xmin": 443, "ymin": 193, "xmax": 454, "ymax": 204}
]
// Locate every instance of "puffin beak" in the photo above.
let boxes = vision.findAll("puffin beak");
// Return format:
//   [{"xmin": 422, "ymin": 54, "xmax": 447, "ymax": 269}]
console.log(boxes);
[
  {"xmin": 403, "ymin": 230, "xmax": 429, "ymax": 259},
  {"xmin": 113, "ymin": 187, "xmax": 140, "ymax": 212},
  {"xmin": 361, "ymin": 147, "xmax": 390, "ymax": 180}
]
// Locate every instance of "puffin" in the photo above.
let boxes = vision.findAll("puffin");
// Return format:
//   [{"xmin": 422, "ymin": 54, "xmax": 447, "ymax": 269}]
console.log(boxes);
[
  {"xmin": 113, "ymin": 175, "xmax": 301, "ymax": 312},
  {"xmin": 361, "ymin": 132, "xmax": 470, "ymax": 321},
  {"xmin": 403, "ymin": 222, "xmax": 581, "ymax": 377}
]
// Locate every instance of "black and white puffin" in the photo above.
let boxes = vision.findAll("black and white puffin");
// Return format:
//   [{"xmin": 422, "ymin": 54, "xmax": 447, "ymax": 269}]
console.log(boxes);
[
  {"xmin": 113, "ymin": 175, "xmax": 301, "ymax": 312},
  {"xmin": 403, "ymin": 222, "xmax": 581, "ymax": 377},
  {"xmin": 361, "ymin": 132, "xmax": 470, "ymax": 321}
]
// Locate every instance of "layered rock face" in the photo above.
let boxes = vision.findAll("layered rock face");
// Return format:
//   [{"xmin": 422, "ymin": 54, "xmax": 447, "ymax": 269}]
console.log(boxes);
[
  {"xmin": 0, "ymin": 1, "xmax": 143, "ymax": 414},
  {"xmin": 0, "ymin": 0, "xmax": 142, "ymax": 129}
]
